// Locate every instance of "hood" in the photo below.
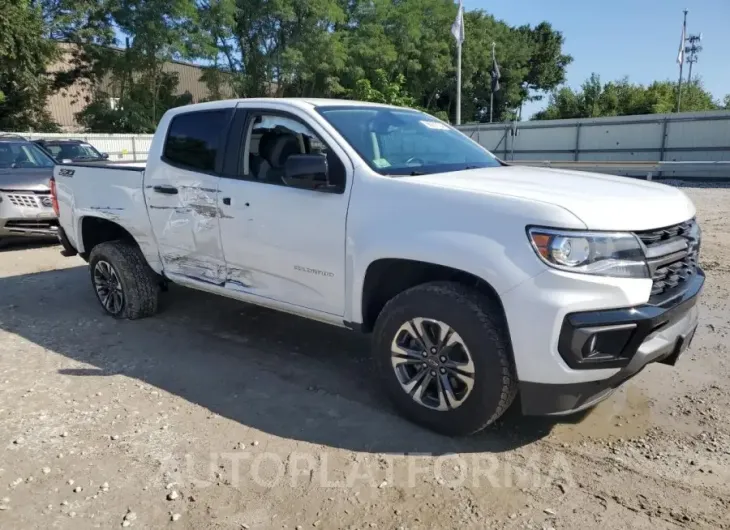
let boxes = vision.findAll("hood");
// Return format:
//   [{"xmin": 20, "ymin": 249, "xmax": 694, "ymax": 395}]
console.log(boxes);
[
  {"xmin": 0, "ymin": 167, "xmax": 54, "ymax": 192},
  {"xmin": 408, "ymin": 165, "xmax": 695, "ymax": 231}
]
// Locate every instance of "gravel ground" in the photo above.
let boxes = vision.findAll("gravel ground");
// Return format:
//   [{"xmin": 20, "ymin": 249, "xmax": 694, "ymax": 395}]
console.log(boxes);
[{"xmin": 1, "ymin": 185, "xmax": 729, "ymax": 530}]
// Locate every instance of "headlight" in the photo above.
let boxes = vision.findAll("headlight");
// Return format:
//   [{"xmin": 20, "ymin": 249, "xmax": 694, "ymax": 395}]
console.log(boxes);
[{"xmin": 528, "ymin": 228, "xmax": 649, "ymax": 278}]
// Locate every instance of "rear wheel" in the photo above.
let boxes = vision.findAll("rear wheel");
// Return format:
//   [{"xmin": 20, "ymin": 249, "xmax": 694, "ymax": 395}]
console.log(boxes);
[
  {"xmin": 372, "ymin": 281, "xmax": 517, "ymax": 436},
  {"xmin": 88, "ymin": 241, "xmax": 159, "ymax": 319}
]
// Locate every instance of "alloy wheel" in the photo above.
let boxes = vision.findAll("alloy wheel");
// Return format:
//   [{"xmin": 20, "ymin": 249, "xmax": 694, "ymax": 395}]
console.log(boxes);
[
  {"xmin": 390, "ymin": 317, "xmax": 475, "ymax": 411},
  {"xmin": 93, "ymin": 260, "xmax": 124, "ymax": 315}
]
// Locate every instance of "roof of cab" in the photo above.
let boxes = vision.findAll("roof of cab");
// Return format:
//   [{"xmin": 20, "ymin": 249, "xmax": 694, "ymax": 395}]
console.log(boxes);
[{"xmin": 165, "ymin": 97, "xmax": 404, "ymax": 117}]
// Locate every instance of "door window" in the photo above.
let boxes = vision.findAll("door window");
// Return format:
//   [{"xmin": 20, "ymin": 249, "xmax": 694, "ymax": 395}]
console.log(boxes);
[
  {"xmin": 163, "ymin": 110, "xmax": 229, "ymax": 173},
  {"xmin": 241, "ymin": 114, "xmax": 345, "ymax": 191}
]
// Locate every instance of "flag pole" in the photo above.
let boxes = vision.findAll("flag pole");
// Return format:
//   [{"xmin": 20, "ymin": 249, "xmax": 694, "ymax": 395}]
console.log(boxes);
[
  {"xmin": 490, "ymin": 42, "xmax": 496, "ymax": 123},
  {"xmin": 677, "ymin": 9, "xmax": 688, "ymax": 113},
  {"xmin": 452, "ymin": 0, "xmax": 464, "ymax": 125},
  {"xmin": 456, "ymin": 38, "xmax": 462, "ymax": 125}
]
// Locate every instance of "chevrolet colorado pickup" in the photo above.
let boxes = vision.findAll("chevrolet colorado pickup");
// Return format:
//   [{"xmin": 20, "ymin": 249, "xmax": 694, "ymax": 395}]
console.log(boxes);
[{"xmin": 52, "ymin": 98, "xmax": 704, "ymax": 435}]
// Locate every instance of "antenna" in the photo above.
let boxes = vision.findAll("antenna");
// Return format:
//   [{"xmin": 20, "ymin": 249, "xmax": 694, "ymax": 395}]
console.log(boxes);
[{"xmin": 685, "ymin": 33, "xmax": 704, "ymax": 84}]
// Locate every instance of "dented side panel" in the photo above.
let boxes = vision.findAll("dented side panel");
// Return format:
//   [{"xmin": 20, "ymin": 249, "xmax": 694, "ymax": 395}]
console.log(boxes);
[{"xmin": 143, "ymin": 162, "xmax": 227, "ymax": 283}]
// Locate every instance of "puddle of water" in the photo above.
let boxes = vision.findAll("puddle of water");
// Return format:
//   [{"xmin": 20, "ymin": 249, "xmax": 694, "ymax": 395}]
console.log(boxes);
[{"xmin": 550, "ymin": 384, "xmax": 653, "ymax": 443}]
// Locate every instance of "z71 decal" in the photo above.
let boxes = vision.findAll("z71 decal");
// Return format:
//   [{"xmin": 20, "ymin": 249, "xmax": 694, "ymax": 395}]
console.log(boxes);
[{"xmin": 58, "ymin": 168, "xmax": 76, "ymax": 177}]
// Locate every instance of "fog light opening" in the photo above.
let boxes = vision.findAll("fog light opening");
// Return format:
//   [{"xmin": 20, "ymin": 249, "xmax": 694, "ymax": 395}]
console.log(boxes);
[{"xmin": 572, "ymin": 323, "xmax": 638, "ymax": 365}]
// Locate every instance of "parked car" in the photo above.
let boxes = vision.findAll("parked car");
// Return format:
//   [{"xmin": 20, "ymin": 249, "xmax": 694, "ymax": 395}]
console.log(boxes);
[
  {"xmin": 34, "ymin": 139, "xmax": 109, "ymax": 163},
  {"xmin": 0, "ymin": 134, "xmax": 59, "ymax": 246},
  {"xmin": 51, "ymin": 99, "xmax": 703, "ymax": 436}
]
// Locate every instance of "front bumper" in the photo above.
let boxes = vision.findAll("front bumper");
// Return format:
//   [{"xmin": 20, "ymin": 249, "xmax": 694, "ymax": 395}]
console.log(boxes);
[
  {"xmin": 519, "ymin": 271, "xmax": 703, "ymax": 415},
  {"xmin": 0, "ymin": 191, "xmax": 58, "ymax": 238}
]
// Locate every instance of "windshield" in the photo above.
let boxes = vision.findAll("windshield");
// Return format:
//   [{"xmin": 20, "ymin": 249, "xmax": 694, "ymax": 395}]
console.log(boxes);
[
  {"xmin": 44, "ymin": 142, "xmax": 103, "ymax": 160},
  {"xmin": 0, "ymin": 142, "xmax": 55, "ymax": 169},
  {"xmin": 317, "ymin": 106, "xmax": 501, "ymax": 176}
]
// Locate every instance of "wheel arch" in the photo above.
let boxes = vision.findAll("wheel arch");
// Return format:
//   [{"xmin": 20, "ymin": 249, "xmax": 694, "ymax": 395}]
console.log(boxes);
[
  {"xmin": 358, "ymin": 258, "xmax": 508, "ymax": 334},
  {"xmin": 78, "ymin": 215, "xmax": 139, "ymax": 260}
]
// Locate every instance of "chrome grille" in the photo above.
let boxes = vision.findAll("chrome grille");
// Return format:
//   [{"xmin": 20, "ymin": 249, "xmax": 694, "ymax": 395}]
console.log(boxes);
[
  {"xmin": 6, "ymin": 194, "xmax": 39, "ymax": 208},
  {"xmin": 635, "ymin": 219, "xmax": 700, "ymax": 300},
  {"xmin": 5, "ymin": 219, "xmax": 58, "ymax": 230}
]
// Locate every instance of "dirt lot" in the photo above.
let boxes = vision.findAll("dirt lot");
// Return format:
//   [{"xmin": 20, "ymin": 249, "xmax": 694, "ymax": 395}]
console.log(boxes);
[{"xmin": 1, "ymin": 185, "xmax": 729, "ymax": 530}]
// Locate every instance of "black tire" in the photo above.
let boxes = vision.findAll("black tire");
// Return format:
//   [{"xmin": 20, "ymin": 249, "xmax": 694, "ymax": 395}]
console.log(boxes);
[
  {"xmin": 372, "ymin": 281, "xmax": 518, "ymax": 436},
  {"xmin": 88, "ymin": 240, "xmax": 159, "ymax": 319}
]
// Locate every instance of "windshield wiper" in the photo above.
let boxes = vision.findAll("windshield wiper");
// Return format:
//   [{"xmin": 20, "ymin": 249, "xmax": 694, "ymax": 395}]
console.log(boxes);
[{"xmin": 408, "ymin": 170, "xmax": 426, "ymax": 176}]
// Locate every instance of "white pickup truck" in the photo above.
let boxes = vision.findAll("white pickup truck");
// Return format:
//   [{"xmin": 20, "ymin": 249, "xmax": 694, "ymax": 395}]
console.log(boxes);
[{"xmin": 52, "ymin": 98, "xmax": 704, "ymax": 435}]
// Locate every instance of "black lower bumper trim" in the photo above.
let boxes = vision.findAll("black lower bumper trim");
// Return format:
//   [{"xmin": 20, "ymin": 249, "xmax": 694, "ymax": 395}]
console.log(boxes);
[
  {"xmin": 520, "ymin": 379, "xmax": 620, "ymax": 416},
  {"xmin": 558, "ymin": 270, "xmax": 704, "ymax": 369},
  {"xmin": 522, "ymin": 307, "xmax": 699, "ymax": 416}
]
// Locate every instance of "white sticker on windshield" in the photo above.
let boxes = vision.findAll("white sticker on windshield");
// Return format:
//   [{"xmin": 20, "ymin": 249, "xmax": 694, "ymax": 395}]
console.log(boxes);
[
  {"xmin": 420, "ymin": 120, "xmax": 450, "ymax": 131},
  {"xmin": 373, "ymin": 158, "xmax": 391, "ymax": 168}
]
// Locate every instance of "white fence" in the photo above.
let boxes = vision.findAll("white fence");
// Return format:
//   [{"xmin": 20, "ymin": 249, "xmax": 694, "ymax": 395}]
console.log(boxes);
[
  {"xmin": 6, "ymin": 132, "xmax": 154, "ymax": 162},
  {"xmin": 457, "ymin": 110, "xmax": 730, "ymax": 179},
  {"xmin": 7, "ymin": 109, "xmax": 730, "ymax": 178}
]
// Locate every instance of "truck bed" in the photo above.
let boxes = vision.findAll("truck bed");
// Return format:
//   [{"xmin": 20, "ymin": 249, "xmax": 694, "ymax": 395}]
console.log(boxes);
[{"xmin": 53, "ymin": 162, "xmax": 161, "ymax": 271}]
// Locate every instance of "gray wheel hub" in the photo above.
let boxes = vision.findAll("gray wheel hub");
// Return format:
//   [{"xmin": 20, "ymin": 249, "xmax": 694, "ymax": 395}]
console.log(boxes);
[
  {"xmin": 93, "ymin": 260, "xmax": 124, "ymax": 315},
  {"xmin": 390, "ymin": 317, "xmax": 475, "ymax": 411}
]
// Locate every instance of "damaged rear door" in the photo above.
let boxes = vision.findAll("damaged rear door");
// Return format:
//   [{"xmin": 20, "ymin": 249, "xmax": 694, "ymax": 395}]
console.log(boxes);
[{"xmin": 144, "ymin": 108, "xmax": 233, "ymax": 283}]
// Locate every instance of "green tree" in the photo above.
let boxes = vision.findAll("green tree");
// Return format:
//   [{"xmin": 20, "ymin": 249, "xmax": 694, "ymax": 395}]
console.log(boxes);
[
  {"xmin": 76, "ymin": 74, "xmax": 193, "ymax": 132},
  {"xmin": 196, "ymin": 0, "xmax": 347, "ymax": 98},
  {"xmin": 337, "ymin": 2, "xmax": 571, "ymax": 122},
  {"xmin": 195, "ymin": 0, "xmax": 571, "ymax": 123},
  {"xmin": 77, "ymin": 0, "xmax": 202, "ymax": 131},
  {"xmin": 349, "ymin": 69, "xmax": 415, "ymax": 107},
  {"xmin": 36, "ymin": 0, "xmax": 118, "ymax": 94},
  {"xmin": 339, "ymin": 0, "xmax": 454, "ymax": 110},
  {"xmin": 534, "ymin": 74, "xmax": 721, "ymax": 120},
  {"xmin": 112, "ymin": 0, "xmax": 200, "ymax": 122},
  {"xmin": 0, "ymin": 0, "xmax": 58, "ymax": 131}
]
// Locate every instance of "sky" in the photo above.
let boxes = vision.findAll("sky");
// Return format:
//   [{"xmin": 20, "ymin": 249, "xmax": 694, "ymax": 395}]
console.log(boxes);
[{"xmin": 464, "ymin": 0, "xmax": 730, "ymax": 118}]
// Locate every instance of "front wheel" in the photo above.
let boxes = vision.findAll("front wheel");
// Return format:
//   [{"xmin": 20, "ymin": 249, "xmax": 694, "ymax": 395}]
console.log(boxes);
[
  {"xmin": 88, "ymin": 241, "xmax": 159, "ymax": 319},
  {"xmin": 372, "ymin": 282, "xmax": 517, "ymax": 436}
]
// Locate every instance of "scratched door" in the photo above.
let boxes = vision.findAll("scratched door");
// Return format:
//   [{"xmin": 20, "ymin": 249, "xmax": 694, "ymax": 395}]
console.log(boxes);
[
  {"xmin": 144, "ymin": 109, "xmax": 228, "ymax": 283},
  {"xmin": 217, "ymin": 109, "xmax": 352, "ymax": 316}
]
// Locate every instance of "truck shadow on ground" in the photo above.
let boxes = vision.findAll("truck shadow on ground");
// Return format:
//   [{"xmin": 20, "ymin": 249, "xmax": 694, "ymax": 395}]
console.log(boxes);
[
  {"xmin": 0, "ymin": 265, "xmax": 594, "ymax": 455},
  {"xmin": 0, "ymin": 238, "xmax": 58, "ymax": 252}
]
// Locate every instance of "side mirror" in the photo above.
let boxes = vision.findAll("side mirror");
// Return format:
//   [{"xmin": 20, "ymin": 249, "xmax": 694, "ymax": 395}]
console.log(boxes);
[
  {"xmin": 284, "ymin": 154, "xmax": 328, "ymax": 181},
  {"xmin": 101, "ymin": 153, "xmax": 109, "ymax": 159}
]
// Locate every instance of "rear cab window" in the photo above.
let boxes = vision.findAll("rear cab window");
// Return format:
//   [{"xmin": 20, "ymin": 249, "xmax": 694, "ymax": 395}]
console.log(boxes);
[{"xmin": 163, "ymin": 110, "xmax": 230, "ymax": 173}]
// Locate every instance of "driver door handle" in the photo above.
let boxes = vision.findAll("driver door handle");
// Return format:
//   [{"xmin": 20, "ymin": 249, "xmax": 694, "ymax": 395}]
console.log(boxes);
[
  {"xmin": 222, "ymin": 197, "xmax": 231, "ymax": 205},
  {"xmin": 153, "ymin": 185, "xmax": 178, "ymax": 195}
]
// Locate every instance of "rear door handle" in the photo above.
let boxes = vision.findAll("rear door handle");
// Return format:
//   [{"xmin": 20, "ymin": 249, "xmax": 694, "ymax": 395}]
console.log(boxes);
[
  {"xmin": 153, "ymin": 185, "xmax": 178, "ymax": 195},
  {"xmin": 222, "ymin": 197, "xmax": 231, "ymax": 205}
]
